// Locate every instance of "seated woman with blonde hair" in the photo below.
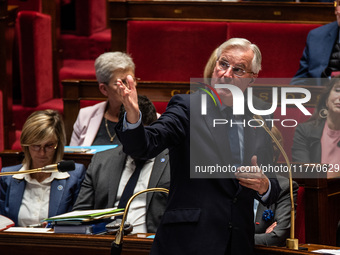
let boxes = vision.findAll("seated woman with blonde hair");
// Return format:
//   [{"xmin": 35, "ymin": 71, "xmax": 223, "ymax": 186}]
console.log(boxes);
[{"xmin": 0, "ymin": 110, "xmax": 86, "ymax": 226}]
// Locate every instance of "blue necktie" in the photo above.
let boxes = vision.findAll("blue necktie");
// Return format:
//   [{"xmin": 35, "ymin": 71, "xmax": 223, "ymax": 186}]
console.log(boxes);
[
  {"xmin": 225, "ymin": 108, "xmax": 241, "ymax": 167},
  {"xmin": 117, "ymin": 159, "xmax": 146, "ymax": 215}
]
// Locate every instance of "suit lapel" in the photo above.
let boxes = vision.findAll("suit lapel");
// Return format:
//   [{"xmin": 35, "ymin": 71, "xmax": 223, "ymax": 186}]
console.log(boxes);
[
  {"xmin": 108, "ymin": 148, "xmax": 127, "ymax": 207},
  {"xmin": 233, "ymin": 113, "xmax": 258, "ymax": 196},
  {"xmin": 243, "ymin": 115, "xmax": 257, "ymax": 166},
  {"xmin": 49, "ymin": 179, "xmax": 66, "ymax": 217},
  {"xmin": 84, "ymin": 101, "xmax": 107, "ymax": 145},
  {"xmin": 309, "ymin": 120, "xmax": 325, "ymax": 163},
  {"xmin": 8, "ymin": 178, "xmax": 26, "ymax": 225},
  {"xmin": 146, "ymin": 150, "xmax": 169, "ymax": 210},
  {"xmin": 203, "ymin": 98, "xmax": 231, "ymax": 162}
]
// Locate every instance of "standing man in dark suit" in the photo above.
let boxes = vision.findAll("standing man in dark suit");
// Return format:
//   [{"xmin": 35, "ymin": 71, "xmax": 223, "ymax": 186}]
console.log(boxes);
[
  {"xmin": 115, "ymin": 38, "xmax": 280, "ymax": 255},
  {"xmin": 291, "ymin": 0, "xmax": 340, "ymax": 85},
  {"xmin": 73, "ymin": 95, "xmax": 170, "ymax": 233}
]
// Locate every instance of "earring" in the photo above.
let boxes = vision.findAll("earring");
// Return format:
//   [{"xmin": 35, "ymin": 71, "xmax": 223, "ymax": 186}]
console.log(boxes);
[{"xmin": 319, "ymin": 108, "xmax": 328, "ymax": 119}]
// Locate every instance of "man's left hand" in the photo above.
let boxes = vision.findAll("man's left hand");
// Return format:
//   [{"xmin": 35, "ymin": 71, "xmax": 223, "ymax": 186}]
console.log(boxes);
[{"xmin": 234, "ymin": 155, "xmax": 269, "ymax": 195}]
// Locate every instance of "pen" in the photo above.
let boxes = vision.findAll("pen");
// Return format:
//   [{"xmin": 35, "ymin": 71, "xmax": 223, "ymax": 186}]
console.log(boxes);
[{"xmin": 26, "ymin": 223, "xmax": 44, "ymax": 228}]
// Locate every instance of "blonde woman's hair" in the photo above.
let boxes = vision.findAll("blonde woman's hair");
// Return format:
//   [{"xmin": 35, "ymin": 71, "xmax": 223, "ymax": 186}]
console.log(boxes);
[{"xmin": 20, "ymin": 110, "xmax": 66, "ymax": 167}]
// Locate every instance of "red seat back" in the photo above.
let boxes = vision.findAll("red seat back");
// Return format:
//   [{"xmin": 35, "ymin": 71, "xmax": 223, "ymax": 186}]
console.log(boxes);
[
  {"xmin": 295, "ymin": 186, "xmax": 305, "ymax": 243},
  {"xmin": 0, "ymin": 90, "xmax": 3, "ymax": 168},
  {"xmin": 16, "ymin": 11, "xmax": 53, "ymax": 107},
  {"xmin": 227, "ymin": 22, "xmax": 321, "ymax": 78},
  {"xmin": 127, "ymin": 21, "xmax": 228, "ymax": 82}
]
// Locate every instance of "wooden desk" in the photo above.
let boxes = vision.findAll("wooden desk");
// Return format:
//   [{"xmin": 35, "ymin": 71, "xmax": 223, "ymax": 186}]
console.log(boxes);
[
  {"xmin": 108, "ymin": 1, "xmax": 334, "ymax": 51},
  {"xmin": 2, "ymin": 148, "xmax": 340, "ymax": 245},
  {"xmin": 0, "ymin": 150, "xmax": 94, "ymax": 169},
  {"xmin": 62, "ymin": 79, "xmax": 324, "ymax": 144},
  {"xmin": 0, "ymin": 231, "xmax": 336, "ymax": 255}
]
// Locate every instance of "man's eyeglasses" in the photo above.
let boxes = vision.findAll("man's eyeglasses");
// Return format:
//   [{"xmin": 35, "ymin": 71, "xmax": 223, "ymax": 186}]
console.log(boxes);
[
  {"xmin": 27, "ymin": 143, "xmax": 58, "ymax": 152},
  {"xmin": 216, "ymin": 59, "xmax": 254, "ymax": 77}
]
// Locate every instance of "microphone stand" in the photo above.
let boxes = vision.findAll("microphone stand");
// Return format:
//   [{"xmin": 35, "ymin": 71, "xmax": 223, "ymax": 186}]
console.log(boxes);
[
  {"xmin": 0, "ymin": 161, "xmax": 76, "ymax": 176},
  {"xmin": 253, "ymin": 115, "xmax": 298, "ymax": 250},
  {"xmin": 0, "ymin": 168, "xmax": 56, "ymax": 176},
  {"xmin": 111, "ymin": 187, "xmax": 169, "ymax": 255}
]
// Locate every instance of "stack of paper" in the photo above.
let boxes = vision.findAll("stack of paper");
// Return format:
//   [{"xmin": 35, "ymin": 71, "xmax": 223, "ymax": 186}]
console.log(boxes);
[
  {"xmin": 44, "ymin": 208, "xmax": 124, "ymax": 234},
  {"xmin": 44, "ymin": 208, "xmax": 124, "ymax": 222},
  {"xmin": 0, "ymin": 215, "xmax": 15, "ymax": 231},
  {"xmin": 64, "ymin": 145, "xmax": 118, "ymax": 154}
]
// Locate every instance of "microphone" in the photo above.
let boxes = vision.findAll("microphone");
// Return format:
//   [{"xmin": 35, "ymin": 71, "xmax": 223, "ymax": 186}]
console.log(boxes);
[
  {"xmin": 110, "ymin": 188, "xmax": 169, "ymax": 255},
  {"xmin": 0, "ymin": 160, "xmax": 76, "ymax": 176},
  {"xmin": 41, "ymin": 160, "xmax": 76, "ymax": 172},
  {"xmin": 253, "ymin": 115, "xmax": 298, "ymax": 250}
]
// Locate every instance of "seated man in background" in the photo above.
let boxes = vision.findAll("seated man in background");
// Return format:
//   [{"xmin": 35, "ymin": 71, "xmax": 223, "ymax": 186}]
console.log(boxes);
[
  {"xmin": 291, "ymin": 0, "xmax": 340, "ymax": 85},
  {"xmin": 254, "ymin": 175, "xmax": 298, "ymax": 246},
  {"xmin": 72, "ymin": 95, "xmax": 170, "ymax": 233},
  {"xmin": 254, "ymin": 126, "xmax": 299, "ymax": 246}
]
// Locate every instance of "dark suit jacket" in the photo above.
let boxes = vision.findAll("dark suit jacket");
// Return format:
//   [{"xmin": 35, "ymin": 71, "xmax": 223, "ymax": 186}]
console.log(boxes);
[
  {"xmin": 291, "ymin": 21, "xmax": 338, "ymax": 85},
  {"xmin": 0, "ymin": 163, "xmax": 86, "ymax": 226},
  {"xmin": 291, "ymin": 119, "xmax": 324, "ymax": 163},
  {"xmin": 72, "ymin": 147, "xmax": 170, "ymax": 233},
  {"xmin": 116, "ymin": 92, "xmax": 280, "ymax": 255},
  {"xmin": 255, "ymin": 175, "xmax": 299, "ymax": 247}
]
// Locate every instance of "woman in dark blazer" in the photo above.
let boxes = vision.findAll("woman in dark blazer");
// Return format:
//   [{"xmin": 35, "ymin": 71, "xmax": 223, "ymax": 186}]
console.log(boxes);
[{"xmin": 0, "ymin": 110, "xmax": 85, "ymax": 226}]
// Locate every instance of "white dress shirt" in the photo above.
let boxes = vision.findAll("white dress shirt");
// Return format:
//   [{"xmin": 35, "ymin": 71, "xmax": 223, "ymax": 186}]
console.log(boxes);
[{"xmin": 114, "ymin": 156, "xmax": 154, "ymax": 233}]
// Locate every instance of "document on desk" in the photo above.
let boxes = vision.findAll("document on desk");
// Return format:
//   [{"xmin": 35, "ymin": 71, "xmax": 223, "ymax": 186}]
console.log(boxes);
[
  {"xmin": 64, "ymin": 145, "xmax": 118, "ymax": 154},
  {"xmin": 4, "ymin": 227, "xmax": 52, "ymax": 233},
  {"xmin": 312, "ymin": 249, "xmax": 340, "ymax": 254},
  {"xmin": 44, "ymin": 207, "xmax": 124, "ymax": 222}
]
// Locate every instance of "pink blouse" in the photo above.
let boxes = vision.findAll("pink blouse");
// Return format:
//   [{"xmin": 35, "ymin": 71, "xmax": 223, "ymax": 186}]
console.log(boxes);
[{"xmin": 321, "ymin": 121, "xmax": 340, "ymax": 178}]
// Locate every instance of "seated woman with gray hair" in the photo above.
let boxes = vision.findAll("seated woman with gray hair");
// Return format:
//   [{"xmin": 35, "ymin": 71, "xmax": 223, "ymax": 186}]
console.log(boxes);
[{"xmin": 70, "ymin": 52, "xmax": 138, "ymax": 146}]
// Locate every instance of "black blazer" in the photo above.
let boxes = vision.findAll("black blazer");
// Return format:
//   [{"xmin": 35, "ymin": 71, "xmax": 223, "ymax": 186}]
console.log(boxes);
[
  {"xmin": 116, "ymin": 92, "xmax": 280, "ymax": 255},
  {"xmin": 292, "ymin": 119, "xmax": 324, "ymax": 163}
]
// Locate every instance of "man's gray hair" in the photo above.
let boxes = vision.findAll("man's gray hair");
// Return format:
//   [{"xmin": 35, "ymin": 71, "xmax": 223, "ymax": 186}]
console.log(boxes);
[{"xmin": 217, "ymin": 38, "xmax": 262, "ymax": 74}]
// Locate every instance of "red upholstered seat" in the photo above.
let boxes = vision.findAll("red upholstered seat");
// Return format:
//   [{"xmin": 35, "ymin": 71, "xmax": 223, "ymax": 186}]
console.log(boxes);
[
  {"xmin": 227, "ymin": 23, "xmax": 321, "ymax": 78},
  {"xmin": 0, "ymin": 90, "xmax": 4, "ymax": 168},
  {"xmin": 295, "ymin": 186, "xmax": 305, "ymax": 243},
  {"xmin": 69, "ymin": 0, "xmax": 107, "ymax": 36},
  {"xmin": 127, "ymin": 21, "xmax": 229, "ymax": 82},
  {"xmin": 59, "ymin": 59, "xmax": 96, "ymax": 82},
  {"xmin": 59, "ymin": 29, "xmax": 111, "ymax": 94},
  {"xmin": 13, "ymin": 11, "xmax": 63, "ymax": 133},
  {"xmin": 60, "ymin": 29, "xmax": 111, "ymax": 60},
  {"xmin": 152, "ymin": 101, "xmax": 168, "ymax": 114},
  {"xmin": 17, "ymin": 11, "xmax": 54, "ymax": 107}
]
